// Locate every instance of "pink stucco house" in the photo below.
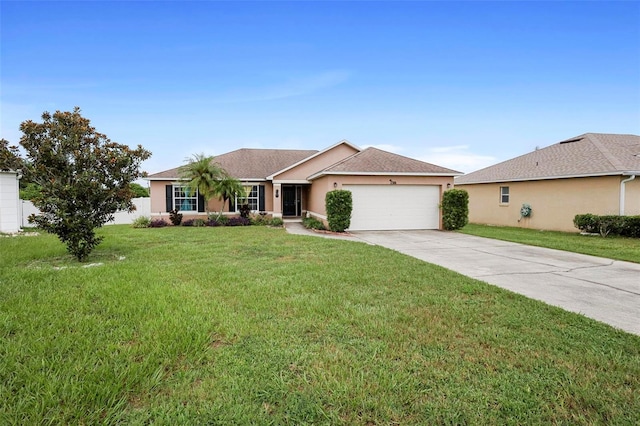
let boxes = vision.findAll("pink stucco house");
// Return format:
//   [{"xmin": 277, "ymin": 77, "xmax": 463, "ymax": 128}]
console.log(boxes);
[{"xmin": 146, "ymin": 140, "xmax": 461, "ymax": 230}]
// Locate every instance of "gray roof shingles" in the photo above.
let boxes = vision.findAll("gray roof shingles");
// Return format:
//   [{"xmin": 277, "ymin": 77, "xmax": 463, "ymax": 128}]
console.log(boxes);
[
  {"xmin": 147, "ymin": 148, "xmax": 318, "ymax": 180},
  {"xmin": 455, "ymin": 133, "xmax": 640, "ymax": 184},
  {"xmin": 148, "ymin": 146, "xmax": 462, "ymax": 180},
  {"xmin": 318, "ymin": 147, "xmax": 461, "ymax": 175}
]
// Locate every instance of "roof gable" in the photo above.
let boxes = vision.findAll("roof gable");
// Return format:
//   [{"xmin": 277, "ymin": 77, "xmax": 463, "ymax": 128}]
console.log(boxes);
[
  {"xmin": 456, "ymin": 133, "xmax": 640, "ymax": 184},
  {"xmin": 269, "ymin": 140, "xmax": 360, "ymax": 181},
  {"xmin": 309, "ymin": 147, "xmax": 462, "ymax": 179}
]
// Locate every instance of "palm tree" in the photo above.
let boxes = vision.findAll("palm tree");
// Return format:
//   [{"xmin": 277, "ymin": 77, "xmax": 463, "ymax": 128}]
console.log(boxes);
[
  {"xmin": 213, "ymin": 172, "xmax": 246, "ymax": 218},
  {"xmin": 178, "ymin": 153, "xmax": 223, "ymax": 215}
]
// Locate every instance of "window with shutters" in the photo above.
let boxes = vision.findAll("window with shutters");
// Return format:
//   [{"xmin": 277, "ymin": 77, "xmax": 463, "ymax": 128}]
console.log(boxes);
[
  {"xmin": 174, "ymin": 185, "xmax": 198, "ymax": 212},
  {"xmin": 233, "ymin": 184, "xmax": 265, "ymax": 212}
]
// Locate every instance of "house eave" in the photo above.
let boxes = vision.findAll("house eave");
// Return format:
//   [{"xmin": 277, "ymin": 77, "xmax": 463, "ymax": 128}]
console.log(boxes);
[
  {"xmin": 146, "ymin": 177, "xmax": 268, "ymax": 182},
  {"xmin": 308, "ymin": 171, "xmax": 462, "ymax": 180},
  {"xmin": 272, "ymin": 179, "xmax": 310, "ymax": 184},
  {"xmin": 455, "ymin": 171, "xmax": 639, "ymax": 185}
]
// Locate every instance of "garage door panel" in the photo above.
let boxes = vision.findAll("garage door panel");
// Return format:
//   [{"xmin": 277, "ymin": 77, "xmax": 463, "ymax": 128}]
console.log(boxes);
[{"xmin": 343, "ymin": 185, "xmax": 440, "ymax": 231}]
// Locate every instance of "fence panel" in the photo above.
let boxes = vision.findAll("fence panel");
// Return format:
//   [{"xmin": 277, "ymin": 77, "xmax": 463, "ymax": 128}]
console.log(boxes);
[{"xmin": 21, "ymin": 198, "xmax": 151, "ymax": 227}]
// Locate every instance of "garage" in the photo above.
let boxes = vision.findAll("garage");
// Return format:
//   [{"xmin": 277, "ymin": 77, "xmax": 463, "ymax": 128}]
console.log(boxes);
[{"xmin": 343, "ymin": 184, "xmax": 440, "ymax": 231}]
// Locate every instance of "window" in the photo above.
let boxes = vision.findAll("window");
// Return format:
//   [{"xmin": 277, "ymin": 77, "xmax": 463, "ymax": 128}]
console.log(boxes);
[
  {"xmin": 243, "ymin": 185, "xmax": 259, "ymax": 211},
  {"xmin": 174, "ymin": 185, "xmax": 198, "ymax": 211},
  {"xmin": 233, "ymin": 184, "xmax": 264, "ymax": 212},
  {"xmin": 500, "ymin": 186, "xmax": 510, "ymax": 204}
]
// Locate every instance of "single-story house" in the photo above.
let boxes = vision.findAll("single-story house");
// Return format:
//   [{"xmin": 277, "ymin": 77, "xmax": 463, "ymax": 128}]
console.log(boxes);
[
  {"xmin": 146, "ymin": 140, "xmax": 461, "ymax": 230},
  {"xmin": 455, "ymin": 133, "xmax": 640, "ymax": 232},
  {"xmin": 0, "ymin": 170, "xmax": 21, "ymax": 233}
]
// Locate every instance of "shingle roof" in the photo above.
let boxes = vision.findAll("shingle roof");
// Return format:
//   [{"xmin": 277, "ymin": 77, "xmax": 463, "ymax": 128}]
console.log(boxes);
[
  {"xmin": 455, "ymin": 133, "xmax": 640, "ymax": 184},
  {"xmin": 312, "ymin": 147, "xmax": 462, "ymax": 177},
  {"xmin": 147, "ymin": 148, "xmax": 318, "ymax": 180}
]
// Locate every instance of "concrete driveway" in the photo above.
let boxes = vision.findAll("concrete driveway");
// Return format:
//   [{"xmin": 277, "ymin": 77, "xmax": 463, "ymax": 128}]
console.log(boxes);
[{"xmin": 285, "ymin": 223, "xmax": 640, "ymax": 335}]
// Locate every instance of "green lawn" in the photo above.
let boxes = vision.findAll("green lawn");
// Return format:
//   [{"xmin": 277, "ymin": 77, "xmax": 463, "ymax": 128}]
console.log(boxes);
[
  {"xmin": 1, "ymin": 226, "xmax": 639, "ymax": 424},
  {"xmin": 459, "ymin": 223, "xmax": 640, "ymax": 264}
]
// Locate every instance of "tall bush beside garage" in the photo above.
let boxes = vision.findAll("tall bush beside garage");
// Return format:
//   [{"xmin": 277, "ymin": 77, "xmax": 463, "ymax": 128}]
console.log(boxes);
[
  {"xmin": 326, "ymin": 190, "xmax": 352, "ymax": 232},
  {"xmin": 442, "ymin": 188, "xmax": 469, "ymax": 230}
]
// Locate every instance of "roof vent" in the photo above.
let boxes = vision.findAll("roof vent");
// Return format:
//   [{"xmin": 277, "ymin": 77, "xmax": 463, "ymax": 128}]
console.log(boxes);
[{"xmin": 559, "ymin": 137, "xmax": 583, "ymax": 144}]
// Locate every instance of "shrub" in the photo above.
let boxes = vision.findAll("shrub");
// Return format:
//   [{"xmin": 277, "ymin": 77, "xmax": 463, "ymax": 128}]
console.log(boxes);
[
  {"xmin": 574, "ymin": 214, "xmax": 599, "ymax": 233},
  {"xmin": 442, "ymin": 188, "xmax": 469, "ymax": 230},
  {"xmin": 325, "ymin": 190, "xmax": 352, "ymax": 232},
  {"xmin": 302, "ymin": 216, "xmax": 325, "ymax": 230},
  {"xmin": 207, "ymin": 215, "xmax": 229, "ymax": 227},
  {"xmin": 169, "ymin": 209, "xmax": 183, "ymax": 226},
  {"xmin": 239, "ymin": 204, "xmax": 251, "ymax": 218},
  {"xmin": 620, "ymin": 216, "xmax": 640, "ymax": 238},
  {"xmin": 574, "ymin": 214, "xmax": 640, "ymax": 238},
  {"xmin": 192, "ymin": 219, "xmax": 206, "ymax": 227},
  {"xmin": 270, "ymin": 217, "xmax": 284, "ymax": 227},
  {"xmin": 182, "ymin": 219, "xmax": 194, "ymax": 227},
  {"xmin": 250, "ymin": 213, "xmax": 270, "ymax": 226},
  {"xmin": 596, "ymin": 216, "xmax": 621, "ymax": 237},
  {"xmin": 132, "ymin": 216, "xmax": 151, "ymax": 228},
  {"xmin": 227, "ymin": 216, "xmax": 251, "ymax": 226},
  {"xmin": 149, "ymin": 219, "xmax": 168, "ymax": 228}
]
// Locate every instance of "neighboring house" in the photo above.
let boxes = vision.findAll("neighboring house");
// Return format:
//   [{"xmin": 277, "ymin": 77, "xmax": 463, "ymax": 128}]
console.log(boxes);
[
  {"xmin": 146, "ymin": 140, "xmax": 461, "ymax": 230},
  {"xmin": 0, "ymin": 170, "xmax": 21, "ymax": 233},
  {"xmin": 455, "ymin": 133, "xmax": 640, "ymax": 232}
]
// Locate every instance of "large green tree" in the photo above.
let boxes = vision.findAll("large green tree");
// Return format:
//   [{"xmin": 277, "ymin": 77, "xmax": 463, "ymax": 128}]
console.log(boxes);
[
  {"xmin": 129, "ymin": 182, "xmax": 149, "ymax": 197},
  {"xmin": 16, "ymin": 107, "xmax": 151, "ymax": 261},
  {"xmin": 178, "ymin": 153, "xmax": 224, "ymax": 215},
  {"xmin": 0, "ymin": 138, "xmax": 23, "ymax": 171}
]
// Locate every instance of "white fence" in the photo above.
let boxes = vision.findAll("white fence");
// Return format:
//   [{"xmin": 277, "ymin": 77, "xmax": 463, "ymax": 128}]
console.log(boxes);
[{"xmin": 21, "ymin": 197, "xmax": 151, "ymax": 227}]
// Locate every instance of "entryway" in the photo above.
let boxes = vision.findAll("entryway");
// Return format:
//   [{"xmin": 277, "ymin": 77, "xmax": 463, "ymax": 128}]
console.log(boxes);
[{"xmin": 282, "ymin": 185, "xmax": 303, "ymax": 217}]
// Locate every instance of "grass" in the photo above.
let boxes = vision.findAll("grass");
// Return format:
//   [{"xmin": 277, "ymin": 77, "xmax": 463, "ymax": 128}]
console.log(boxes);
[
  {"xmin": 1, "ymin": 226, "xmax": 639, "ymax": 424},
  {"xmin": 459, "ymin": 223, "xmax": 640, "ymax": 264}
]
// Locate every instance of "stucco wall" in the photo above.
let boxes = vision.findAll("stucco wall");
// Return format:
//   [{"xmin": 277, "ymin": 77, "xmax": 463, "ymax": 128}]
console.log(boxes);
[
  {"xmin": 150, "ymin": 180, "xmax": 273, "ymax": 217},
  {"xmin": 457, "ymin": 175, "xmax": 639, "ymax": 232},
  {"xmin": 272, "ymin": 144, "xmax": 359, "ymax": 181},
  {"xmin": 307, "ymin": 174, "xmax": 454, "ymax": 227}
]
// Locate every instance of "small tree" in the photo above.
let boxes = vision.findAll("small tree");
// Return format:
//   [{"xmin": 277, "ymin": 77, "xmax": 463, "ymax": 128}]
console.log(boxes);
[
  {"xmin": 17, "ymin": 107, "xmax": 151, "ymax": 260},
  {"xmin": 213, "ymin": 172, "xmax": 246, "ymax": 218},
  {"xmin": 441, "ymin": 188, "xmax": 469, "ymax": 230},
  {"xmin": 178, "ymin": 153, "xmax": 223, "ymax": 215},
  {"xmin": 326, "ymin": 190, "xmax": 352, "ymax": 232}
]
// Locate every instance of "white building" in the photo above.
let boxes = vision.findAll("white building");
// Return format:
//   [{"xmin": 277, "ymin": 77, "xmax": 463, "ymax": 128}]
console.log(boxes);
[{"xmin": 0, "ymin": 171, "xmax": 21, "ymax": 233}]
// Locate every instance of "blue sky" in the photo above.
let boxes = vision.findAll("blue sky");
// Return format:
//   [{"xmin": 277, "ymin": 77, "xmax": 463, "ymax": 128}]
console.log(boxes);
[{"xmin": 2, "ymin": 1, "xmax": 639, "ymax": 176}]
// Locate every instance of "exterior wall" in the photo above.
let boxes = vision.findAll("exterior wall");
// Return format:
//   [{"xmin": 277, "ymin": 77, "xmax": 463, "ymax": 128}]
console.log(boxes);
[
  {"xmin": 150, "ymin": 180, "xmax": 170, "ymax": 215},
  {"xmin": 457, "ymin": 175, "xmax": 639, "ymax": 232},
  {"xmin": 308, "ymin": 174, "xmax": 455, "ymax": 229},
  {"xmin": 623, "ymin": 176, "xmax": 640, "ymax": 215},
  {"xmin": 150, "ymin": 180, "xmax": 274, "ymax": 218},
  {"xmin": 0, "ymin": 171, "xmax": 20, "ymax": 233}
]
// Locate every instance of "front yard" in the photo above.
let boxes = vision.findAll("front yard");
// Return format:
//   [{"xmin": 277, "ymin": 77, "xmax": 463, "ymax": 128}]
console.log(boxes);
[{"xmin": 1, "ymin": 226, "xmax": 638, "ymax": 424}]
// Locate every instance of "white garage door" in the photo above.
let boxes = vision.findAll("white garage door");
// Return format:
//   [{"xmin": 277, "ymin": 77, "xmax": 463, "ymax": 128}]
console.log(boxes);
[{"xmin": 343, "ymin": 185, "xmax": 440, "ymax": 231}]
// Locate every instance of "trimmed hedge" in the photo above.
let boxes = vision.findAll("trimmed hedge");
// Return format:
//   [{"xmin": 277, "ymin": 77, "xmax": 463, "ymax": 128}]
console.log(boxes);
[
  {"xmin": 574, "ymin": 214, "xmax": 640, "ymax": 238},
  {"xmin": 442, "ymin": 189, "xmax": 469, "ymax": 230},
  {"xmin": 325, "ymin": 190, "xmax": 352, "ymax": 232}
]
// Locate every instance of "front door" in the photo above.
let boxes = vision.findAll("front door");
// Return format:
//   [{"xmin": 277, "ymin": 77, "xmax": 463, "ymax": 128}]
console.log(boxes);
[{"xmin": 282, "ymin": 185, "xmax": 302, "ymax": 216}]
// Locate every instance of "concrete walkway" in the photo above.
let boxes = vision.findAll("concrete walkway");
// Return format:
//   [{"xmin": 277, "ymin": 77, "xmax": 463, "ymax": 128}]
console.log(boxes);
[{"xmin": 284, "ymin": 222, "xmax": 640, "ymax": 335}]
